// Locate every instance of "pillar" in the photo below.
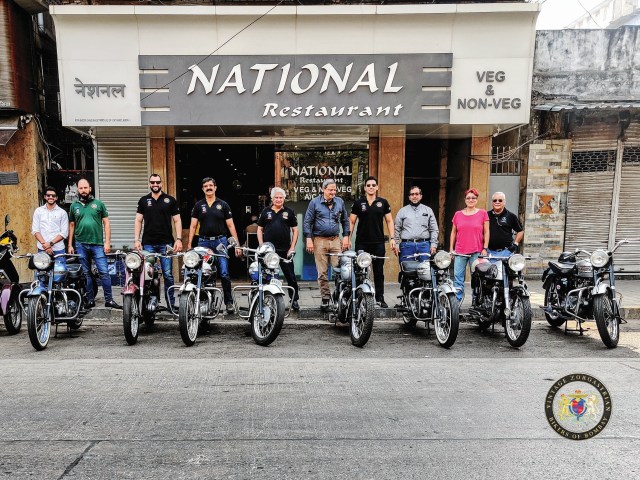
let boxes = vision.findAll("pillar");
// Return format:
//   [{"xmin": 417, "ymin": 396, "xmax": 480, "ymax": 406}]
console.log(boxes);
[{"xmin": 470, "ymin": 136, "xmax": 492, "ymax": 205}]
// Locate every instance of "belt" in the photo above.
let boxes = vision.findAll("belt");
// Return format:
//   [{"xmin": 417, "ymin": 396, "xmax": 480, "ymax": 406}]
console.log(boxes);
[
  {"xmin": 401, "ymin": 238, "xmax": 429, "ymax": 243},
  {"xmin": 492, "ymin": 248, "xmax": 506, "ymax": 252},
  {"xmin": 314, "ymin": 235, "xmax": 338, "ymax": 240},
  {"xmin": 200, "ymin": 235, "xmax": 225, "ymax": 240}
]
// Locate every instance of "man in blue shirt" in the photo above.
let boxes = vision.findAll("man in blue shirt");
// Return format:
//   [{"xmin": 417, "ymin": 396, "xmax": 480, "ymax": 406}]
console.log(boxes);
[{"xmin": 303, "ymin": 179, "xmax": 350, "ymax": 310}]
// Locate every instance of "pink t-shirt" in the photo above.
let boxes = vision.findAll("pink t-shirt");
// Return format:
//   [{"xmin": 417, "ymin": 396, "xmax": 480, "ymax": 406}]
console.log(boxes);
[{"xmin": 452, "ymin": 209, "xmax": 489, "ymax": 254}]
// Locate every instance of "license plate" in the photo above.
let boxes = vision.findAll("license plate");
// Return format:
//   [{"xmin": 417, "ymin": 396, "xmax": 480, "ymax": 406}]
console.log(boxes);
[{"xmin": 270, "ymin": 278, "xmax": 283, "ymax": 288}]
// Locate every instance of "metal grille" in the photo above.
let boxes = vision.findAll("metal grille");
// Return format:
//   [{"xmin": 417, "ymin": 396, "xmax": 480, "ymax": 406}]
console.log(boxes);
[
  {"xmin": 622, "ymin": 146, "xmax": 640, "ymax": 165},
  {"xmin": 490, "ymin": 147, "xmax": 521, "ymax": 175},
  {"xmin": 570, "ymin": 151, "xmax": 616, "ymax": 173}
]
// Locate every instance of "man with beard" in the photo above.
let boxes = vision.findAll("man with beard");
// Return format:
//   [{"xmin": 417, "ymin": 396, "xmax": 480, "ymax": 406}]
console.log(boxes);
[
  {"xmin": 32, "ymin": 186, "xmax": 68, "ymax": 286},
  {"xmin": 394, "ymin": 186, "xmax": 439, "ymax": 263},
  {"xmin": 134, "ymin": 174, "xmax": 183, "ymax": 310},
  {"xmin": 68, "ymin": 178, "xmax": 121, "ymax": 309},
  {"xmin": 187, "ymin": 177, "xmax": 242, "ymax": 313}
]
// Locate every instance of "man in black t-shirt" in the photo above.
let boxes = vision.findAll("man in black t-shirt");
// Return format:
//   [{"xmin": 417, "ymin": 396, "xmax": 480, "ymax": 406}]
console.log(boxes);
[
  {"xmin": 349, "ymin": 176, "xmax": 396, "ymax": 308},
  {"xmin": 257, "ymin": 187, "xmax": 300, "ymax": 310},
  {"xmin": 134, "ymin": 174, "xmax": 182, "ymax": 308},
  {"xmin": 188, "ymin": 177, "xmax": 242, "ymax": 313},
  {"xmin": 488, "ymin": 191, "xmax": 524, "ymax": 258}
]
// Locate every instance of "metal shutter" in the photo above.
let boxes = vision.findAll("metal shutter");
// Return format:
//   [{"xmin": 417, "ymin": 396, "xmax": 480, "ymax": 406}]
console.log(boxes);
[
  {"xmin": 570, "ymin": 124, "xmax": 620, "ymax": 152},
  {"xmin": 614, "ymin": 145, "xmax": 640, "ymax": 273},
  {"xmin": 94, "ymin": 127, "xmax": 149, "ymax": 250}
]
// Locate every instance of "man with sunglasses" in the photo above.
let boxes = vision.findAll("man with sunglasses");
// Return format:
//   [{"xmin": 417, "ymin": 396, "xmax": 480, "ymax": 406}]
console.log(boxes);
[
  {"xmin": 349, "ymin": 176, "xmax": 395, "ymax": 308},
  {"xmin": 134, "ymin": 174, "xmax": 183, "ymax": 310},
  {"xmin": 488, "ymin": 192, "xmax": 523, "ymax": 258},
  {"xmin": 32, "ymin": 186, "xmax": 68, "ymax": 285}
]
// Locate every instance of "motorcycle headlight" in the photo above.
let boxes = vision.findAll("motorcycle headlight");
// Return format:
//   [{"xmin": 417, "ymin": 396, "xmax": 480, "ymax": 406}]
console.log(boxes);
[
  {"xmin": 590, "ymin": 249, "xmax": 609, "ymax": 268},
  {"xmin": 125, "ymin": 252, "xmax": 142, "ymax": 270},
  {"xmin": 257, "ymin": 242, "xmax": 276, "ymax": 255},
  {"xmin": 356, "ymin": 252, "xmax": 372, "ymax": 268},
  {"xmin": 33, "ymin": 252, "xmax": 52, "ymax": 270},
  {"xmin": 417, "ymin": 261, "xmax": 431, "ymax": 280},
  {"xmin": 183, "ymin": 250, "xmax": 201, "ymax": 268},
  {"xmin": 508, "ymin": 254, "xmax": 526, "ymax": 272},
  {"xmin": 263, "ymin": 252, "xmax": 281, "ymax": 270},
  {"xmin": 434, "ymin": 251, "xmax": 451, "ymax": 269}
]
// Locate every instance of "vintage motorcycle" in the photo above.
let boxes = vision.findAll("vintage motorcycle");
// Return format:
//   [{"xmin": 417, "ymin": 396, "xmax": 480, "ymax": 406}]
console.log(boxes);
[
  {"xmin": 0, "ymin": 215, "xmax": 23, "ymax": 335},
  {"xmin": 169, "ymin": 243, "xmax": 228, "ymax": 346},
  {"xmin": 21, "ymin": 252, "xmax": 90, "ymax": 351},
  {"xmin": 542, "ymin": 240, "xmax": 630, "ymax": 348},
  {"xmin": 397, "ymin": 250, "xmax": 459, "ymax": 348},
  {"xmin": 232, "ymin": 240, "xmax": 293, "ymax": 346},
  {"xmin": 327, "ymin": 250, "xmax": 380, "ymax": 348},
  {"xmin": 466, "ymin": 253, "xmax": 532, "ymax": 348},
  {"xmin": 121, "ymin": 248, "xmax": 176, "ymax": 345}
]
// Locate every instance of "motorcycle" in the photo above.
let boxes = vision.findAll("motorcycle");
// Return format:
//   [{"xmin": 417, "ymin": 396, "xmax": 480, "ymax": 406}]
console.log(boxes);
[
  {"xmin": 327, "ymin": 250, "xmax": 380, "ymax": 348},
  {"xmin": 232, "ymin": 240, "xmax": 293, "ymax": 347},
  {"xmin": 21, "ymin": 252, "xmax": 90, "ymax": 351},
  {"xmin": 121, "ymin": 248, "xmax": 176, "ymax": 345},
  {"xmin": 542, "ymin": 239, "xmax": 630, "ymax": 348},
  {"xmin": 168, "ymin": 242, "xmax": 228, "ymax": 346},
  {"xmin": 397, "ymin": 250, "xmax": 459, "ymax": 348},
  {"xmin": 466, "ymin": 253, "xmax": 532, "ymax": 348},
  {"xmin": 0, "ymin": 215, "xmax": 23, "ymax": 335}
]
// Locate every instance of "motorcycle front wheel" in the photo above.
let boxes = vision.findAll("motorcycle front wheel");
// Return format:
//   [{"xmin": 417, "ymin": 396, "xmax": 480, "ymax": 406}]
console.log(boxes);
[
  {"xmin": 351, "ymin": 291, "xmax": 374, "ymax": 348},
  {"xmin": 122, "ymin": 295, "xmax": 140, "ymax": 345},
  {"xmin": 434, "ymin": 291, "xmax": 459, "ymax": 349},
  {"xmin": 179, "ymin": 291, "xmax": 198, "ymax": 346},
  {"xmin": 543, "ymin": 284, "xmax": 566, "ymax": 327},
  {"xmin": 505, "ymin": 294, "xmax": 532, "ymax": 348},
  {"xmin": 3, "ymin": 293, "xmax": 22, "ymax": 334},
  {"xmin": 251, "ymin": 292, "xmax": 285, "ymax": 346},
  {"xmin": 593, "ymin": 294, "xmax": 619, "ymax": 348},
  {"xmin": 27, "ymin": 295, "xmax": 50, "ymax": 351}
]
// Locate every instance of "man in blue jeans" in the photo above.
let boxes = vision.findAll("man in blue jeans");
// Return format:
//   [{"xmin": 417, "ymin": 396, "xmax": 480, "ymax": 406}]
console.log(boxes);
[
  {"xmin": 187, "ymin": 177, "xmax": 242, "ymax": 313},
  {"xmin": 68, "ymin": 178, "xmax": 121, "ymax": 309},
  {"xmin": 134, "ymin": 173, "xmax": 183, "ymax": 309},
  {"xmin": 394, "ymin": 186, "xmax": 439, "ymax": 263}
]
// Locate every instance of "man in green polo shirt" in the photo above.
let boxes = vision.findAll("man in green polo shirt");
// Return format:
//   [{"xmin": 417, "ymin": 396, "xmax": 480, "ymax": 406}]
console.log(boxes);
[{"xmin": 68, "ymin": 178, "xmax": 121, "ymax": 309}]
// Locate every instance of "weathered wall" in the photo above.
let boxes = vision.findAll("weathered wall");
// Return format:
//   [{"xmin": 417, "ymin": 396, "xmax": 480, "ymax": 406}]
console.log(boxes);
[{"xmin": 533, "ymin": 27, "xmax": 640, "ymax": 101}]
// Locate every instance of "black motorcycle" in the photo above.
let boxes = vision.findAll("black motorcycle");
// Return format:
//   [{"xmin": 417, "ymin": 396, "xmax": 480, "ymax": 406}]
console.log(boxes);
[
  {"xmin": 542, "ymin": 240, "xmax": 630, "ymax": 348},
  {"xmin": 397, "ymin": 250, "xmax": 459, "ymax": 348},
  {"xmin": 466, "ymin": 253, "xmax": 532, "ymax": 348},
  {"xmin": 0, "ymin": 215, "xmax": 23, "ymax": 335}
]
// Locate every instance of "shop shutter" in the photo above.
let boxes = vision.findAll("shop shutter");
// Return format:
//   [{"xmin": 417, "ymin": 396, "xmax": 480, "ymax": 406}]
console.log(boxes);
[
  {"xmin": 570, "ymin": 123, "xmax": 620, "ymax": 152},
  {"xmin": 613, "ymin": 144, "xmax": 640, "ymax": 273},
  {"xmin": 94, "ymin": 127, "xmax": 149, "ymax": 250}
]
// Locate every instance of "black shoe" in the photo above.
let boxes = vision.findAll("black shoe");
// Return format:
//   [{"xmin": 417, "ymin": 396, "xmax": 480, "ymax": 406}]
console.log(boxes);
[
  {"xmin": 320, "ymin": 298, "xmax": 330, "ymax": 312},
  {"xmin": 291, "ymin": 300, "xmax": 300, "ymax": 311},
  {"xmin": 85, "ymin": 300, "xmax": 96, "ymax": 309},
  {"xmin": 378, "ymin": 300, "xmax": 389, "ymax": 309},
  {"xmin": 105, "ymin": 300, "xmax": 122, "ymax": 310},
  {"xmin": 226, "ymin": 302, "xmax": 235, "ymax": 313}
]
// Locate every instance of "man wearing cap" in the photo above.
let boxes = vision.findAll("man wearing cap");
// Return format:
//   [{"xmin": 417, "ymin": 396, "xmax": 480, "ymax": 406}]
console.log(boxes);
[
  {"xmin": 257, "ymin": 187, "xmax": 300, "ymax": 311},
  {"xmin": 303, "ymin": 178, "xmax": 350, "ymax": 311},
  {"xmin": 488, "ymin": 191, "xmax": 523, "ymax": 258},
  {"xmin": 394, "ymin": 186, "xmax": 439, "ymax": 263},
  {"xmin": 187, "ymin": 177, "xmax": 242, "ymax": 313}
]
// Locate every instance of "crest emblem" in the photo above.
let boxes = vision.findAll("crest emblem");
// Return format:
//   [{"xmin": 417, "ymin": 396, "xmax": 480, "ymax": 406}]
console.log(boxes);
[
  {"xmin": 164, "ymin": 198, "xmax": 170, "ymax": 203},
  {"xmin": 361, "ymin": 203, "xmax": 366, "ymax": 211},
  {"xmin": 201, "ymin": 205, "xmax": 206, "ymax": 213},
  {"xmin": 376, "ymin": 201, "xmax": 382, "ymax": 207},
  {"xmin": 282, "ymin": 211, "xmax": 288, "ymax": 219},
  {"xmin": 147, "ymin": 199, "xmax": 153, "ymax": 207},
  {"xmin": 216, "ymin": 204, "xmax": 222, "ymax": 210},
  {"xmin": 267, "ymin": 212, "xmax": 273, "ymax": 220},
  {"xmin": 91, "ymin": 203, "xmax": 97, "ymax": 209}
]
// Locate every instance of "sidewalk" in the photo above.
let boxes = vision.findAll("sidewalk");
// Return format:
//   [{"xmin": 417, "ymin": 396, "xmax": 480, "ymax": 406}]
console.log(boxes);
[{"xmin": 87, "ymin": 279, "xmax": 640, "ymax": 321}]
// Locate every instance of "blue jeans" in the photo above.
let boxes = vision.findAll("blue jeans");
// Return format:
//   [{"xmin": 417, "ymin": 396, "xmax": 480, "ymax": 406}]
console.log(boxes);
[
  {"xmin": 198, "ymin": 237, "xmax": 232, "ymax": 304},
  {"xmin": 399, "ymin": 241, "xmax": 430, "ymax": 263},
  {"xmin": 453, "ymin": 253, "xmax": 479, "ymax": 302},
  {"xmin": 37, "ymin": 249, "xmax": 66, "ymax": 288},
  {"xmin": 76, "ymin": 242, "xmax": 113, "ymax": 303},
  {"xmin": 143, "ymin": 244, "xmax": 175, "ymax": 306}
]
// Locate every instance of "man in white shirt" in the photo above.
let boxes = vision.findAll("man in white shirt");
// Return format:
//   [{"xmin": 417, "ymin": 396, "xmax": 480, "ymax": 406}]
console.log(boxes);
[{"xmin": 32, "ymin": 186, "xmax": 69, "ymax": 275}]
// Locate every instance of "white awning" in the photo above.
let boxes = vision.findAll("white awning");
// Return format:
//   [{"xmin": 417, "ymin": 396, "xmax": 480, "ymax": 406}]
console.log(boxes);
[{"xmin": 0, "ymin": 117, "xmax": 19, "ymax": 147}]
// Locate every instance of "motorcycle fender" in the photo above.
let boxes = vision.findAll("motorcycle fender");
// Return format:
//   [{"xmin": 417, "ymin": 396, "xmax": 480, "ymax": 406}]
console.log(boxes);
[
  {"xmin": 0, "ymin": 283, "xmax": 12, "ymax": 312},
  {"xmin": 356, "ymin": 283, "xmax": 374, "ymax": 295},
  {"xmin": 541, "ymin": 272, "xmax": 555, "ymax": 291},
  {"xmin": 122, "ymin": 281, "xmax": 139, "ymax": 295},
  {"xmin": 437, "ymin": 283, "xmax": 456, "ymax": 295},
  {"xmin": 592, "ymin": 284, "xmax": 610, "ymax": 296},
  {"xmin": 262, "ymin": 284, "xmax": 285, "ymax": 296},
  {"xmin": 26, "ymin": 285, "xmax": 47, "ymax": 298},
  {"xmin": 181, "ymin": 283, "xmax": 197, "ymax": 293},
  {"xmin": 541, "ymin": 267, "xmax": 550, "ymax": 283},
  {"xmin": 511, "ymin": 285, "xmax": 530, "ymax": 298}
]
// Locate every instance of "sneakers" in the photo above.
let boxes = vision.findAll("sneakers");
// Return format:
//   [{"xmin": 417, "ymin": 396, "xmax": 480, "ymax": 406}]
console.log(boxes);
[
  {"xmin": 291, "ymin": 300, "xmax": 300, "ymax": 311},
  {"xmin": 105, "ymin": 300, "xmax": 122, "ymax": 310},
  {"xmin": 226, "ymin": 302, "xmax": 235, "ymax": 313}
]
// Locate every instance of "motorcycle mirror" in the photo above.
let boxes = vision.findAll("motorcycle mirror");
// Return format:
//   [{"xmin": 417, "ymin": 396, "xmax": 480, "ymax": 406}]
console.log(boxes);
[
  {"xmin": 4, "ymin": 214, "xmax": 9, "ymax": 229},
  {"xmin": 165, "ymin": 245, "xmax": 174, "ymax": 255},
  {"xmin": 215, "ymin": 243, "xmax": 227, "ymax": 254},
  {"xmin": 227, "ymin": 237, "xmax": 238, "ymax": 248}
]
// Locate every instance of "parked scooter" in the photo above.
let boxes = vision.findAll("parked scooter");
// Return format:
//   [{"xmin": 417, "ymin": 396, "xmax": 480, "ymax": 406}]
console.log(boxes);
[
  {"xmin": 397, "ymin": 250, "xmax": 459, "ymax": 348},
  {"xmin": 232, "ymin": 239, "xmax": 293, "ymax": 346},
  {"xmin": 0, "ymin": 215, "xmax": 23, "ymax": 335},
  {"xmin": 169, "ymin": 242, "xmax": 228, "ymax": 346},
  {"xmin": 542, "ymin": 239, "xmax": 630, "ymax": 348},
  {"xmin": 327, "ymin": 250, "xmax": 381, "ymax": 348},
  {"xmin": 465, "ymin": 253, "xmax": 532, "ymax": 348}
]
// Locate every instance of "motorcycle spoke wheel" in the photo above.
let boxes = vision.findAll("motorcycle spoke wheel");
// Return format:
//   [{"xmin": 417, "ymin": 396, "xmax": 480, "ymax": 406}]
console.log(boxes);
[
  {"xmin": 27, "ymin": 295, "xmax": 50, "ymax": 351},
  {"xmin": 593, "ymin": 294, "xmax": 619, "ymax": 348},
  {"xmin": 505, "ymin": 295, "xmax": 532, "ymax": 348},
  {"xmin": 123, "ymin": 295, "xmax": 140, "ymax": 345},
  {"xmin": 3, "ymin": 295, "xmax": 22, "ymax": 334},
  {"xmin": 251, "ymin": 292, "xmax": 285, "ymax": 347},
  {"xmin": 434, "ymin": 292, "xmax": 459, "ymax": 349},
  {"xmin": 350, "ymin": 292, "xmax": 374, "ymax": 348},
  {"xmin": 179, "ymin": 291, "xmax": 198, "ymax": 346}
]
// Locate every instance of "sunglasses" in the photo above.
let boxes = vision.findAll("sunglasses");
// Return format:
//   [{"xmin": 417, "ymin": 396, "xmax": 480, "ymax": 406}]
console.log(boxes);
[
  {"xmin": 149, "ymin": 180, "xmax": 162, "ymax": 184},
  {"xmin": 465, "ymin": 196, "xmax": 478, "ymax": 200},
  {"xmin": 365, "ymin": 184, "xmax": 377, "ymax": 187},
  {"xmin": 45, "ymin": 194, "xmax": 57, "ymax": 198},
  {"xmin": 492, "ymin": 199, "xmax": 504, "ymax": 203}
]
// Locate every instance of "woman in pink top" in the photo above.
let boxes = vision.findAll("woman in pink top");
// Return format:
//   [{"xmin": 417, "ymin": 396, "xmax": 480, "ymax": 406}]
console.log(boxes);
[{"xmin": 449, "ymin": 188, "xmax": 490, "ymax": 301}]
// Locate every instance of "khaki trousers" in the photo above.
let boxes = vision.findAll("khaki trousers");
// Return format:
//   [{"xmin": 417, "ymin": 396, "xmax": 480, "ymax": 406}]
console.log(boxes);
[{"xmin": 313, "ymin": 236, "xmax": 341, "ymax": 300}]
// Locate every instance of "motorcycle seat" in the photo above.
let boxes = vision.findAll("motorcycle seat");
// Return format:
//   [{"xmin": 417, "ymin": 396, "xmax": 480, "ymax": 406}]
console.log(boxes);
[
  {"xmin": 401, "ymin": 261, "xmax": 420, "ymax": 273},
  {"xmin": 549, "ymin": 262, "xmax": 575, "ymax": 275}
]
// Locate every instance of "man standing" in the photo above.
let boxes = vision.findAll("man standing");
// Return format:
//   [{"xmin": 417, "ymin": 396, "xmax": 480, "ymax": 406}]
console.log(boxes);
[
  {"xmin": 394, "ymin": 186, "xmax": 439, "ymax": 262},
  {"xmin": 32, "ymin": 186, "xmax": 68, "ymax": 279},
  {"xmin": 134, "ymin": 174, "xmax": 183, "ymax": 310},
  {"xmin": 187, "ymin": 177, "xmax": 242, "ymax": 313},
  {"xmin": 257, "ymin": 187, "xmax": 300, "ymax": 311},
  {"xmin": 68, "ymin": 179, "xmax": 121, "ymax": 309},
  {"xmin": 349, "ymin": 176, "xmax": 396, "ymax": 308},
  {"xmin": 488, "ymin": 191, "xmax": 523, "ymax": 258},
  {"xmin": 303, "ymin": 178, "xmax": 350, "ymax": 310}
]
